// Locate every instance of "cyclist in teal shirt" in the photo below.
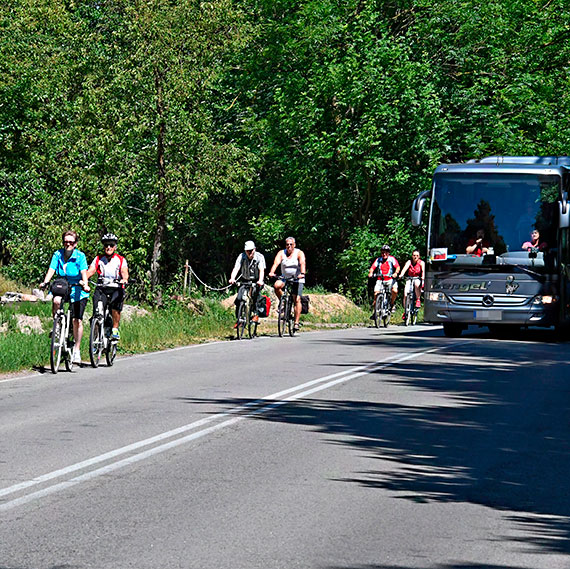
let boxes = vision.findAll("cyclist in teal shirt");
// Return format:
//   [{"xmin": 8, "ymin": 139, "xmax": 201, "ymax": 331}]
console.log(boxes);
[{"xmin": 41, "ymin": 230, "xmax": 90, "ymax": 364}]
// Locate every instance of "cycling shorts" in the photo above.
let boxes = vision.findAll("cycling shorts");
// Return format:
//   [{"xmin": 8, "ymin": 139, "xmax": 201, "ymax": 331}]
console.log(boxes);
[
  {"xmin": 404, "ymin": 278, "xmax": 422, "ymax": 296},
  {"xmin": 277, "ymin": 279, "xmax": 304, "ymax": 297},
  {"xmin": 70, "ymin": 298, "xmax": 88, "ymax": 320},
  {"xmin": 374, "ymin": 279, "xmax": 397, "ymax": 293},
  {"xmin": 93, "ymin": 286, "xmax": 125, "ymax": 313}
]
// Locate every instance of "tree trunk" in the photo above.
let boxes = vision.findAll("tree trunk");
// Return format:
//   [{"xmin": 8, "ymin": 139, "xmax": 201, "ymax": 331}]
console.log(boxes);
[{"xmin": 150, "ymin": 66, "xmax": 167, "ymax": 305}]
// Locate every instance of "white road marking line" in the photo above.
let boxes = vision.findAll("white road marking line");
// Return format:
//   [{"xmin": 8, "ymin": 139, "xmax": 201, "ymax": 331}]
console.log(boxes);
[{"xmin": 0, "ymin": 343, "xmax": 462, "ymax": 512}]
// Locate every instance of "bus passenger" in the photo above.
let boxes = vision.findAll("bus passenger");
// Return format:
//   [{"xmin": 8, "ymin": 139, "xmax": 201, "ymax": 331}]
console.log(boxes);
[
  {"xmin": 466, "ymin": 229, "xmax": 490, "ymax": 256},
  {"xmin": 522, "ymin": 229, "xmax": 547, "ymax": 252}
]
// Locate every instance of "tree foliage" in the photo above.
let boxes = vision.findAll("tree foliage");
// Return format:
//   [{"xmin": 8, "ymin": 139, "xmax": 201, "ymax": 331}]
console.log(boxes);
[{"xmin": 1, "ymin": 0, "xmax": 569, "ymax": 296}]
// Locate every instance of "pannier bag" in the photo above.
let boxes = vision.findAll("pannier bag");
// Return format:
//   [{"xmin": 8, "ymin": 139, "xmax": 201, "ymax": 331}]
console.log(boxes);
[
  {"xmin": 257, "ymin": 294, "xmax": 271, "ymax": 318},
  {"xmin": 50, "ymin": 278, "xmax": 70, "ymax": 298},
  {"xmin": 300, "ymin": 295, "xmax": 310, "ymax": 314}
]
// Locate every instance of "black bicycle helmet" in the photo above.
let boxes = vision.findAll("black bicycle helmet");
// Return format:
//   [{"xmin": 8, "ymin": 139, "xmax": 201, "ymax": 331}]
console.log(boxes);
[
  {"xmin": 101, "ymin": 233, "xmax": 118, "ymax": 244},
  {"xmin": 381, "ymin": 244, "xmax": 390, "ymax": 252}
]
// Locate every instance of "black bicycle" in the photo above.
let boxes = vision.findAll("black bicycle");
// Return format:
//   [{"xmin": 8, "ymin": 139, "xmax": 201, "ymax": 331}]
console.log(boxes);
[
  {"xmin": 373, "ymin": 280, "xmax": 392, "ymax": 328},
  {"xmin": 235, "ymin": 281, "xmax": 261, "ymax": 340},
  {"xmin": 89, "ymin": 277, "xmax": 123, "ymax": 367},
  {"xmin": 277, "ymin": 277, "xmax": 299, "ymax": 337},
  {"xmin": 403, "ymin": 276, "xmax": 420, "ymax": 326}
]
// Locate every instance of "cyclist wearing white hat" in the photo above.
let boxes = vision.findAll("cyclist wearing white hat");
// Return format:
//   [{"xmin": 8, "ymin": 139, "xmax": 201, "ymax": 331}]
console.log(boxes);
[{"xmin": 229, "ymin": 240, "xmax": 266, "ymax": 327}]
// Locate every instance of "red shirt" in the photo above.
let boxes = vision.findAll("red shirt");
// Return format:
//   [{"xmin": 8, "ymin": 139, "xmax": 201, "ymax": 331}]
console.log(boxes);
[
  {"xmin": 407, "ymin": 260, "xmax": 423, "ymax": 278},
  {"xmin": 370, "ymin": 256, "xmax": 400, "ymax": 280},
  {"xmin": 467, "ymin": 238, "xmax": 490, "ymax": 257}
]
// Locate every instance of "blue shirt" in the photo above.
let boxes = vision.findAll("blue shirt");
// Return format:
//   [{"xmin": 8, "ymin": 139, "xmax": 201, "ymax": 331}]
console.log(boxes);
[{"xmin": 49, "ymin": 249, "xmax": 89, "ymax": 302}]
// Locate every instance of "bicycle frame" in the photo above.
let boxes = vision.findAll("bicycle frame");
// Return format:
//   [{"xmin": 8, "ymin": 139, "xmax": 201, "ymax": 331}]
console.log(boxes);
[
  {"xmin": 235, "ymin": 281, "xmax": 259, "ymax": 340},
  {"xmin": 50, "ymin": 284, "xmax": 78, "ymax": 374},
  {"xmin": 277, "ymin": 278, "xmax": 298, "ymax": 337},
  {"xmin": 89, "ymin": 280, "xmax": 121, "ymax": 366},
  {"xmin": 373, "ymin": 280, "xmax": 392, "ymax": 328},
  {"xmin": 403, "ymin": 277, "xmax": 420, "ymax": 326}
]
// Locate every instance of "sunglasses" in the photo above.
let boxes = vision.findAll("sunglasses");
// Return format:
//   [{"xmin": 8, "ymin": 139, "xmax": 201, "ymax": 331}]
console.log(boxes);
[
  {"xmin": 63, "ymin": 240, "xmax": 76, "ymax": 245},
  {"xmin": 103, "ymin": 243, "xmax": 116, "ymax": 248}
]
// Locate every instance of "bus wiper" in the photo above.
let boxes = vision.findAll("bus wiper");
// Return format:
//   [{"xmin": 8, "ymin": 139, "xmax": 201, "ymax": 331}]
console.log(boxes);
[{"xmin": 506, "ymin": 264, "xmax": 544, "ymax": 279}]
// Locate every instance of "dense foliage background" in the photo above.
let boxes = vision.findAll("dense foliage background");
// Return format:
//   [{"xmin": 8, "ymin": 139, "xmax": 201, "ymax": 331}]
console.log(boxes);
[{"xmin": 1, "ymin": 0, "xmax": 569, "ymax": 301}]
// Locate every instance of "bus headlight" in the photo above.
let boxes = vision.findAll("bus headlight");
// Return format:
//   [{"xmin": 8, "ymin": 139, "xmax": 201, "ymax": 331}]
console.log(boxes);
[
  {"xmin": 428, "ymin": 292, "xmax": 446, "ymax": 302},
  {"xmin": 532, "ymin": 295, "xmax": 558, "ymax": 304}
]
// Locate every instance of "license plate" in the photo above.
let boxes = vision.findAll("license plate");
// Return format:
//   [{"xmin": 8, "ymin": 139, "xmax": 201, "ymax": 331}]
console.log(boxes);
[{"xmin": 473, "ymin": 310, "xmax": 502, "ymax": 321}]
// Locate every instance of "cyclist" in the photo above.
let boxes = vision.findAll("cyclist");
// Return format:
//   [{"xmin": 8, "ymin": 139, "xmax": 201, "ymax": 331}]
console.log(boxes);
[
  {"xmin": 229, "ymin": 240, "xmax": 266, "ymax": 329},
  {"xmin": 368, "ymin": 244, "xmax": 400, "ymax": 317},
  {"xmin": 268, "ymin": 236, "xmax": 306, "ymax": 332},
  {"xmin": 40, "ymin": 230, "xmax": 90, "ymax": 364},
  {"xmin": 85, "ymin": 233, "xmax": 129, "ymax": 341},
  {"xmin": 400, "ymin": 249, "xmax": 425, "ymax": 319}
]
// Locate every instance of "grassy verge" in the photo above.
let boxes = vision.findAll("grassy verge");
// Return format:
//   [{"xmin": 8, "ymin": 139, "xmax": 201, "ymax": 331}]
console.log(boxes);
[
  {"xmin": 0, "ymin": 291, "xmax": 421, "ymax": 375},
  {"xmin": 0, "ymin": 297, "xmax": 236, "ymax": 374},
  {"xmin": 118, "ymin": 301, "xmax": 234, "ymax": 353}
]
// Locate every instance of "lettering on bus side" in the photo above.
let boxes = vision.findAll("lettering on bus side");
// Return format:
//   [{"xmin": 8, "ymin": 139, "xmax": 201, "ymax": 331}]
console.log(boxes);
[{"xmin": 432, "ymin": 281, "xmax": 492, "ymax": 292}]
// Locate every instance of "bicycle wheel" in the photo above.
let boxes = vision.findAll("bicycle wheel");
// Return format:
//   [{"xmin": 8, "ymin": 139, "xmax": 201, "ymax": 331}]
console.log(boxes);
[
  {"xmin": 236, "ymin": 301, "xmax": 247, "ymax": 340},
  {"xmin": 277, "ymin": 296, "xmax": 287, "ymax": 337},
  {"xmin": 374, "ymin": 293, "xmax": 383, "ymax": 328},
  {"xmin": 89, "ymin": 317, "xmax": 104, "ymax": 368},
  {"xmin": 404, "ymin": 294, "xmax": 412, "ymax": 326},
  {"xmin": 382, "ymin": 294, "xmax": 390, "ymax": 328},
  {"xmin": 288, "ymin": 296, "xmax": 295, "ymax": 337},
  {"xmin": 64, "ymin": 332, "xmax": 75, "ymax": 372},
  {"xmin": 245, "ymin": 299, "xmax": 252, "ymax": 339},
  {"xmin": 50, "ymin": 315, "xmax": 64, "ymax": 374},
  {"xmin": 248, "ymin": 304, "xmax": 258, "ymax": 339},
  {"xmin": 106, "ymin": 340, "xmax": 117, "ymax": 366},
  {"xmin": 410, "ymin": 291, "xmax": 418, "ymax": 325},
  {"xmin": 411, "ymin": 308, "xmax": 418, "ymax": 326}
]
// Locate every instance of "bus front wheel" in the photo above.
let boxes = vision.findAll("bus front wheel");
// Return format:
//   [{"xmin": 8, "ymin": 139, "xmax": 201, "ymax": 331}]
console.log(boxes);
[{"xmin": 443, "ymin": 323, "xmax": 463, "ymax": 338}]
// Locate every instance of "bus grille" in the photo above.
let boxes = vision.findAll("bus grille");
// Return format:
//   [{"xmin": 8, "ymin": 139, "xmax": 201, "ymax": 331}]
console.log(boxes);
[{"xmin": 447, "ymin": 294, "xmax": 529, "ymax": 307}]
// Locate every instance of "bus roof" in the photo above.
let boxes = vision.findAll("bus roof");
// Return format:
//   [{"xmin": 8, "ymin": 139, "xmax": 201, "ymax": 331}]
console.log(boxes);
[
  {"xmin": 435, "ymin": 156, "xmax": 570, "ymax": 177},
  {"xmin": 467, "ymin": 156, "xmax": 570, "ymax": 166}
]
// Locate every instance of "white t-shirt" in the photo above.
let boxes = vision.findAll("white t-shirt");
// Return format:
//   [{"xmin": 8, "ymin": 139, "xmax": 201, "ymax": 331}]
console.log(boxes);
[{"xmin": 90, "ymin": 254, "xmax": 128, "ymax": 281}]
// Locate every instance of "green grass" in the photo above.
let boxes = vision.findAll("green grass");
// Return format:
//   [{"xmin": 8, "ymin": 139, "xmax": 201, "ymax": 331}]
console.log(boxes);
[
  {"xmin": 118, "ymin": 301, "xmax": 234, "ymax": 353},
  {"xmin": 0, "ymin": 292, "xmax": 422, "ymax": 375}
]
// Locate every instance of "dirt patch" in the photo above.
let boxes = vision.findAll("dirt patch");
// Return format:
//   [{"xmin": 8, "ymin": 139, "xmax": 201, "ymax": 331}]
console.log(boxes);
[
  {"xmin": 222, "ymin": 291, "xmax": 359, "ymax": 319},
  {"xmin": 306, "ymin": 293, "xmax": 358, "ymax": 317},
  {"xmin": 121, "ymin": 304, "xmax": 150, "ymax": 322},
  {"xmin": 16, "ymin": 314, "xmax": 43, "ymax": 334}
]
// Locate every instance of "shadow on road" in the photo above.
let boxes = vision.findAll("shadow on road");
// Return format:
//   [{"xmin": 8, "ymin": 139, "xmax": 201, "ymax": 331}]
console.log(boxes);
[
  {"xmin": 326, "ymin": 564, "xmax": 540, "ymax": 569},
  {"xmin": 178, "ymin": 338, "xmax": 570, "ymax": 558}
]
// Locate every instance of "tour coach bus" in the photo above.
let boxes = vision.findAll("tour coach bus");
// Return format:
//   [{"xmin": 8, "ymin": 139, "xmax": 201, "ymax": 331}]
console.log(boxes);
[{"xmin": 411, "ymin": 156, "xmax": 570, "ymax": 337}]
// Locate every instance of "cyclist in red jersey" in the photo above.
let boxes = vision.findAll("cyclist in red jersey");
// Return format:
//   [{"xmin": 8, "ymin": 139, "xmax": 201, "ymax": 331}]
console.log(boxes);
[
  {"xmin": 400, "ymin": 249, "xmax": 425, "ymax": 317},
  {"xmin": 368, "ymin": 244, "xmax": 400, "ymax": 317}
]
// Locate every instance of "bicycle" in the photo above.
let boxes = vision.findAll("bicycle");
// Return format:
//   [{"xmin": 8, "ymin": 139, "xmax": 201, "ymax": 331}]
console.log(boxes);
[
  {"xmin": 276, "ymin": 277, "xmax": 299, "ymax": 337},
  {"xmin": 402, "ymin": 276, "xmax": 420, "ymax": 326},
  {"xmin": 235, "ymin": 281, "xmax": 261, "ymax": 340},
  {"xmin": 373, "ymin": 279, "xmax": 392, "ymax": 328},
  {"xmin": 89, "ymin": 277, "xmax": 124, "ymax": 367},
  {"xmin": 44, "ymin": 281, "xmax": 80, "ymax": 374}
]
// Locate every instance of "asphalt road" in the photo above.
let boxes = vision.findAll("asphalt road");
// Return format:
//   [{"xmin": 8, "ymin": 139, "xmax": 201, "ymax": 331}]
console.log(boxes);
[{"xmin": 1, "ymin": 325, "xmax": 569, "ymax": 569}]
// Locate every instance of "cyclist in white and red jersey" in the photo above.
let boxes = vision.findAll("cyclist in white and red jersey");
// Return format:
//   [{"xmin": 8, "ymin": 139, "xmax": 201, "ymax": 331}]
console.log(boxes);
[
  {"xmin": 368, "ymin": 244, "xmax": 400, "ymax": 317},
  {"xmin": 86, "ymin": 233, "xmax": 129, "ymax": 340},
  {"xmin": 400, "ymin": 249, "xmax": 425, "ymax": 317}
]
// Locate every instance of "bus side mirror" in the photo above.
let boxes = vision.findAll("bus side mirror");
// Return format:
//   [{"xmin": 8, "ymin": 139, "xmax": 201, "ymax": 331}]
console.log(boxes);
[
  {"xmin": 411, "ymin": 190, "xmax": 430, "ymax": 227},
  {"xmin": 560, "ymin": 192, "xmax": 569, "ymax": 228}
]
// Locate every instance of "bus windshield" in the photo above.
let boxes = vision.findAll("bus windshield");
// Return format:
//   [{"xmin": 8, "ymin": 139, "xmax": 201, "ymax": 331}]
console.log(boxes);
[{"xmin": 429, "ymin": 173, "xmax": 560, "ymax": 267}]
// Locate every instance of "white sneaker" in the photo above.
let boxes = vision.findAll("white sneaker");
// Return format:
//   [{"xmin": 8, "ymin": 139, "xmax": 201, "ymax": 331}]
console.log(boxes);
[{"xmin": 73, "ymin": 351, "xmax": 82, "ymax": 364}]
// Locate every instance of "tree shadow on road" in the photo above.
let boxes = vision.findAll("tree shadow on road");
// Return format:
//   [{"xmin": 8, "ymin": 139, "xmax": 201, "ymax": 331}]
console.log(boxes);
[{"xmin": 178, "ymin": 339, "xmax": 570, "ymax": 558}]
